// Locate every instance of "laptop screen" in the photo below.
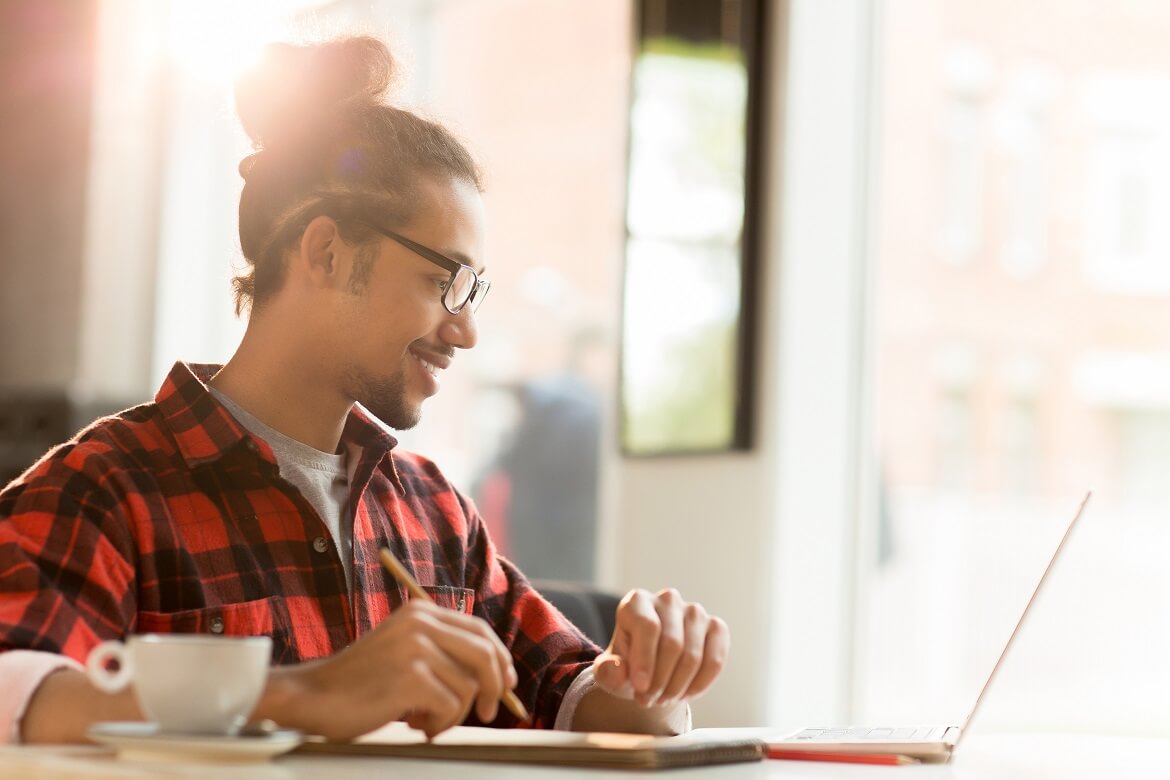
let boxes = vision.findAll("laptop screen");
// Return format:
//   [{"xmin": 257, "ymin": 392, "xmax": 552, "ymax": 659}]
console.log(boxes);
[{"xmin": 954, "ymin": 491, "xmax": 1092, "ymax": 745}]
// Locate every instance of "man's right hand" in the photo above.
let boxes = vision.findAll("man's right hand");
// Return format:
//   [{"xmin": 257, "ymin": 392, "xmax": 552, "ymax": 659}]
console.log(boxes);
[
  {"xmin": 261, "ymin": 599, "xmax": 518, "ymax": 741},
  {"xmin": 22, "ymin": 600, "xmax": 517, "ymax": 744}
]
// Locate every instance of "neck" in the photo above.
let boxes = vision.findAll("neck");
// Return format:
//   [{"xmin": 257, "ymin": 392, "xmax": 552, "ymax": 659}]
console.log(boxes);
[{"xmin": 211, "ymin": 320, "xmax": 350, "ymax": 453}]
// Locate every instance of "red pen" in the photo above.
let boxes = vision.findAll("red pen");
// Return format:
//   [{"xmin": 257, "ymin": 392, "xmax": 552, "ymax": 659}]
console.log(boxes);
[{"xmin": 766, "ymin": 748, "xmax": 920, "ymax": 766}]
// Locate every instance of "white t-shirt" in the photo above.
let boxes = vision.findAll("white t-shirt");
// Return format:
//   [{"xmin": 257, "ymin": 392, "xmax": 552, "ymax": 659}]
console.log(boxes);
[{"xmin": 209, "ymin": 388, "xmax": 358, "ymax": 594}]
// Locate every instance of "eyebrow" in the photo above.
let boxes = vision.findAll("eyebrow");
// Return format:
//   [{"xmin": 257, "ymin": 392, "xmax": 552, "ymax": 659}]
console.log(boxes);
[{"xmin": 444, "ymin": 250, "xmax": 486, "ymax": 276}]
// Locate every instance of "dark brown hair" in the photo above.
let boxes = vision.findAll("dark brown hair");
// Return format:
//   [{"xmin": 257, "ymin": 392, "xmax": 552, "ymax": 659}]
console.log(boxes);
[{"xmin": 232, "ymin": 36, "xmax": 482, "ymax": 315}]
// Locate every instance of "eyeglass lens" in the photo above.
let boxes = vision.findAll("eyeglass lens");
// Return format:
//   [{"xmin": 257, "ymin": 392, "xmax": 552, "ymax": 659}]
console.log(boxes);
[
  {"xmin": 447, "ymin": 267, "xmax": 476, "ymax": 312},
  {"xmin": 445, "ymin": 267, "xmax": 490, "ymax": 313}
]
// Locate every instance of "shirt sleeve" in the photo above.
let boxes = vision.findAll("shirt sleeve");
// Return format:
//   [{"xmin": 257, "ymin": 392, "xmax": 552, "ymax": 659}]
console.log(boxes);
[
  {"xmin": 458, "ymin": 492, "xmax": 600, "ymax": 729},
  {"xmin": 552, "ymin": 664, "xmax": 694, "ymax": 732},
  {"xmin": 0, "ymin": 445, "xmax": 138, "ymax": 664},
  {"xmin": 0, "ymin": 650, "xmax": 84, "ymax": 744}
]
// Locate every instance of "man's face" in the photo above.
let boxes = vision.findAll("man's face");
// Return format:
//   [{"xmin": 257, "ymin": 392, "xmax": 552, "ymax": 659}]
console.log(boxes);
[{"xmin": 332, "ymin": 176, "xmax": 487, "ymax": 430}]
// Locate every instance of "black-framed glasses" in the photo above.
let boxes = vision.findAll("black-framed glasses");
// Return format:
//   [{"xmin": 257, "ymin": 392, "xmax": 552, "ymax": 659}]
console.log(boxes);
[{"xmin": 358, "ymin": 222, "xmax": 490, "ymax": 315}]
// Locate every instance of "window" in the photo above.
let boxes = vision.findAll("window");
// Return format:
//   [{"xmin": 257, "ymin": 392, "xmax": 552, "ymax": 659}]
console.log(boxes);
[
  {"xmin": 620, "ymin": 0, "xmax": 765, "ymax": 455},
  {"xmin": 1082, "ymin": 75, "xmax": 1170, "ymax": 296},
  {"xmin": 860, "ymin": 0, "xmax": 1170, "ymax": 731},
  {"xmin": 935, "ymin": 46, "xmax": 992, "ymax": 265},
  {"xmin": 998, "ymin": 67, "xmax": 1057, "ymax": 278}
]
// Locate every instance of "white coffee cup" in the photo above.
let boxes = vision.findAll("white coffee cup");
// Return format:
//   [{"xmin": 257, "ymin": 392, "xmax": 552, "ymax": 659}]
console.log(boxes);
[{"xmin": 86, "ymin": 633, "xmax": 272, "ymax": 735}]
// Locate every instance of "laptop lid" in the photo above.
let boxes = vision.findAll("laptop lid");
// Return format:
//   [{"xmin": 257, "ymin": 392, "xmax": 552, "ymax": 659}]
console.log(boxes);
[
  {"xmin": 773, "ymin": 491, "xmax": 1091, "ymax": 760},
  {"xmin": 952, "ymin": 490, "xmax": 1092, "ymax": 747}
]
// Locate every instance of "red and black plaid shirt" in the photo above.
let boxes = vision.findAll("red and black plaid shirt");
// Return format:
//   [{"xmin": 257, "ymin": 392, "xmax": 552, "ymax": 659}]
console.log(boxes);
[{"xmin": 0, "ymin": 362, "xmax": 598, "ymax": 728}]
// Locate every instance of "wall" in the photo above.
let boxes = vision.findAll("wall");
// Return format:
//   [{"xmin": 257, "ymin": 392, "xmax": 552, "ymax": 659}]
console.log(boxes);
[
  {"xmin": 606, "ymin": 0, "xmax": 874, "ymax": 730},
  {"xmin": 610, "ymin": 455, "xmax": 773, "ymax": 727},
  {"xmin": 0, "ymin": 1, "xmax": 96, "ymax": 391}
]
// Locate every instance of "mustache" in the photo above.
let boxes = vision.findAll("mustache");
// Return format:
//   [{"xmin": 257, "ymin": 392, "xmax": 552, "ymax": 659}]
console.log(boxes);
[{"xmin": 410, "ymin": 341, "xmax": 454, "ymax": 359}]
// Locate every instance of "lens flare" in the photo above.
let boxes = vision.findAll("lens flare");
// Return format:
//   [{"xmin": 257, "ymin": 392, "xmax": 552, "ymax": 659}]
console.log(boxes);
[{"xmin": 164, "ymin": 1, "xmax": 297, "ymax": 86}]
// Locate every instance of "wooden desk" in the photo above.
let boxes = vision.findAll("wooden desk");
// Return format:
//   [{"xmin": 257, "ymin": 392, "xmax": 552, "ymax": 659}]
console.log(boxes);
[{"xmin": 1, "ymin": 733, "xmax": 1167, "ymax": 779}]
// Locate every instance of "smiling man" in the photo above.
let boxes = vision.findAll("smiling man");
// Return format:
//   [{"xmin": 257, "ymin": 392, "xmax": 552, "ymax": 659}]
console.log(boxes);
[{"xmin": 0, "ymin": 36, "xmax": 729, "ymax": 744}]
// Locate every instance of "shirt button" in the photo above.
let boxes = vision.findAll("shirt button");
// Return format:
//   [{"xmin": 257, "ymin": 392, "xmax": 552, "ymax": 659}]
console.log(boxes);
[
  {"xmin": 209, "ymin": 617, "xmax": 225, "ymax": 634},
  {"xmin": 244, "ymin": 439, "xmax": 258, "ymax": 452},
  {"xmin": 312, "ymin": 536, "xmax": 329, "ymax": 554}
]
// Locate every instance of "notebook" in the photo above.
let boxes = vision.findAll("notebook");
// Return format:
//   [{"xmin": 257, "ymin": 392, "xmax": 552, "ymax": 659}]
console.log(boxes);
[
  {"xmin": 295, "ymin": 721, "xmax": 765, "ymax": 769},
  {"xmin": 769, "ymin": 491, "xmax": 1092, "ymax": 763}
]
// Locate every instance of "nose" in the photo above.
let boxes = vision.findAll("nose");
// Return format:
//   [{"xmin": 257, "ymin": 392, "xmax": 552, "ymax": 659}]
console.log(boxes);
[{"xmin": 438, "ymin": 304, "xmax": 478, "ymax": 350}]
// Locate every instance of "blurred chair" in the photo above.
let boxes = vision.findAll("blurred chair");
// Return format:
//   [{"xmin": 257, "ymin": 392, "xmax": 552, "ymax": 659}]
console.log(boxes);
[
  {"xmin": 531, "ymin": 579, "xmax": 621, "ymax": 648},
  {"xmin": 0, "ymin": 394, "xmax": 126, "ymax": 487},
  {"xmin": 0, "ymin": 393, "xmax": 71, "ymax": 486}
]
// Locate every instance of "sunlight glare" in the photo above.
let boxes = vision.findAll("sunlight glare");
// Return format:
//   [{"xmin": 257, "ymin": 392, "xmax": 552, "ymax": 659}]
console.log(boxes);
[{"xmin": 165, "ymin": 1, "xmax": 299, "ymax": 86}]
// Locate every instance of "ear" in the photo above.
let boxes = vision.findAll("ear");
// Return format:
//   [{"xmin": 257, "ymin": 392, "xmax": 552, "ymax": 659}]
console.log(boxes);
[{"xmin": 296, "ymin": 216, "xmax": 343, "ymax": 288}]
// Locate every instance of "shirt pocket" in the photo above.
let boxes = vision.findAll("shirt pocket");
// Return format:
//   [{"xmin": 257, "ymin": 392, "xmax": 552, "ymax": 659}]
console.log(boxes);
[
  {"xmin": 137, "ymin": 596, "xmax": 294, "ymax": 663},
  {"xmin": 422, "ymin": 586, "xmax": 475, "ymax": 615}
]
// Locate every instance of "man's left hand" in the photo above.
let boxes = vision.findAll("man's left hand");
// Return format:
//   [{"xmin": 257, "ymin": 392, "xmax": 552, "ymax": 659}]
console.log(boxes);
[{"xmin": 592, "ymin": 588, "xmax": 729, "ymax": 708}]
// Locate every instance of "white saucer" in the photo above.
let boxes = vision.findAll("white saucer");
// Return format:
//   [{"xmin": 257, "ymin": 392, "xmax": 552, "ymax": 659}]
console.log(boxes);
[{"xmin": 87, "ymin": 721, "xmax": 303, "ymax": 763}]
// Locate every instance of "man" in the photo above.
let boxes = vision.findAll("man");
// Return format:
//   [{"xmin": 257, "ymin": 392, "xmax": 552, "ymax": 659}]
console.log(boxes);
[{"xmin": 0, "ymin": 36, "xmax": 728, "ymax": 743}]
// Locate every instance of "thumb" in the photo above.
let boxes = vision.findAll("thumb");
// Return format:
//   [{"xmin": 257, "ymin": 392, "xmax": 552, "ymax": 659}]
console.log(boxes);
[{"xmin": 593, "ymin": 652, "xmax": 631, "ymax": 695}]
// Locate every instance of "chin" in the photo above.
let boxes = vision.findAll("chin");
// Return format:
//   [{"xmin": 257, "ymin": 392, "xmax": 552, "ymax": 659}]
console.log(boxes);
[
  {"xmin": 368, "ymin": 402, "xmax": 423, "ymax": 431},
  {"xmin": 392, "ymin": 410, "xmax": 423, "ymax": 431},
  {"xmin": 370, "ymin": 390, "xmax": 427, "ymax": 430},
  {"xmin": 345, "ymin": 367, "xmax": 421, "ymax": 430}
]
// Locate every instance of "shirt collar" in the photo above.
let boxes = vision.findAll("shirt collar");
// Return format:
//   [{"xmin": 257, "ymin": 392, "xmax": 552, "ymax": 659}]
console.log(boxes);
[{"xmin": 155, "ymin": 362, "xmax": 400, "ymax": 476}]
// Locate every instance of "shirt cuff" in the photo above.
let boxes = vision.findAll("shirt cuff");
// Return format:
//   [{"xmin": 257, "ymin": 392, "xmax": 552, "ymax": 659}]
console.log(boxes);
[
  {"xmin": 553, "ymin": 665, "xmax": 597, "ymax": 731},
  {"xmin": 0, "ymin": 650, "xmax": 84, "ymax": 744},
  {"xmin": 552, "ymin": 665, "xmax": 693, "ymax": 733}
]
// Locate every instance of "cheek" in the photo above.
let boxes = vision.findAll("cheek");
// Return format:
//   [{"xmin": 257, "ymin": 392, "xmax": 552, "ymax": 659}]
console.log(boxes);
[
  {"xmin": 343, "ymin": 282, "xmax": 441, "ymax": 355},
  {"xmin": 366, "ymin": 302, "xmax": 439, "ymax": 355}
]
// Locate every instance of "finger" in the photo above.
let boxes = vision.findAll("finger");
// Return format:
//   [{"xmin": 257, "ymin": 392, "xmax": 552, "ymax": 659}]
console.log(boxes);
[
  {"xmin": 682, "ymin": 617, "xmax": 730, "ymax": 700},
  {"xmin": 615, "ymin": 589, "xmax": 660, "ymax": 695},
  {"xmin": 605, "ymin": 619, "xmax": 631, "ymax": 659},
  {"xmin": 406, "ymin": 710, "xmax": 448, "ymax": 740},
  {"xmin": 419, "ymin": 605, "xmax": 517, "ymax": 689},
  {"xmin": 418, "ymin": 638, "xmax": 487, "ymax": 724},
  {"xmin": 657, "ymin": 603, "xmax": 708, "ymax": 705},
  {"xmin": 403, "ymin": 657, "xmax": 467, "ymax": 738},
  {"xmin": 415, "ymin": 611, "xmax": 507, "ymax": 719},
  {"xmin": 643, "ymin": 590, "xmax": 685, "ymax": 706}
]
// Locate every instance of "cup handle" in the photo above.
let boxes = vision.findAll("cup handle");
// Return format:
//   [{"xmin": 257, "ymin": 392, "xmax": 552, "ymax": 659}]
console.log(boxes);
[{"xmin": 86, "ymin": 640, "xmax": 132, "ymax": 694}]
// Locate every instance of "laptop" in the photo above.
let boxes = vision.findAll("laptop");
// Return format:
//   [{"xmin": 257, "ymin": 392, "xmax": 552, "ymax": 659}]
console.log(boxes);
[{"xmin": 770, "ymin": 491, "xmax": 1092, "ymax": 763}]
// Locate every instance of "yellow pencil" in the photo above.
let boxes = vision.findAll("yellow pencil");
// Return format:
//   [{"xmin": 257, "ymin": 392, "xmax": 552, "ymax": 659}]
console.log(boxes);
[{"xmin": 378, "ymin": 547, "xmax": 531, "ymax": 724}]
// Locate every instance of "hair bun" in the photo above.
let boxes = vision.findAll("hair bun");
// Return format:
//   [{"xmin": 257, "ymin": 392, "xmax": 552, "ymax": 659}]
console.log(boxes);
[{"xmin": 235, "ymin": 36, "xmax": 395, "ymax": 150}]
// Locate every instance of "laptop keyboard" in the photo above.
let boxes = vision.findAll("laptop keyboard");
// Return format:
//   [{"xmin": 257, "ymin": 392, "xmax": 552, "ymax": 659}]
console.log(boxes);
[{"xmin": 791, "ymin": 726, "xmax": 950, "ymax": 741}]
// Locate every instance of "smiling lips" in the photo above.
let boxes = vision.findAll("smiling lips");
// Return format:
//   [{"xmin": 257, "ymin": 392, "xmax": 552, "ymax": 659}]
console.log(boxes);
[{"xmin": 409, "ymin": 349, "xmax": 449, "ymax": 377}]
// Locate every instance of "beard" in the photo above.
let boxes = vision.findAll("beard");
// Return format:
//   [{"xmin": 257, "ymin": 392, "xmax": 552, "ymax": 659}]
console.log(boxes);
[{"xmin": 343, "ymin": 364, "xmax": 421, "ymax": 431}]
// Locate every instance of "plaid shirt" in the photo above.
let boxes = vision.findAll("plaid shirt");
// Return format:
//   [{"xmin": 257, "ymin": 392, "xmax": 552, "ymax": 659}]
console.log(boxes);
[{"xmin": 0, "ymin": 362, "xmax": 598, "ymax": 729}]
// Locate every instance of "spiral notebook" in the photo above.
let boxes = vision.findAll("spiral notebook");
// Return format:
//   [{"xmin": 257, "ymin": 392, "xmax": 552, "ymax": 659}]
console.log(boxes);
[{"xmin": 295, "ymin": 722, "xmax": 765, "ymax": 769}]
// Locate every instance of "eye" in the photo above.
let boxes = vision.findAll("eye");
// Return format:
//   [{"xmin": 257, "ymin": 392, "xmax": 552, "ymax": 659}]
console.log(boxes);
[{"xmin": 432, "ymin": 277, "xmax": 451, "ymax": 292}]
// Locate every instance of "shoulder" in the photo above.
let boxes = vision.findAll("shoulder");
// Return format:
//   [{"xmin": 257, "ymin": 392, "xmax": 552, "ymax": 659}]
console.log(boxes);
[
  {"xmin": 59, "ymin": 402, "xmax": 172, "ymax": 477},
  {"xmin": 1, "ymin": 402, "xmax": 172, "ymax": 509}
]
